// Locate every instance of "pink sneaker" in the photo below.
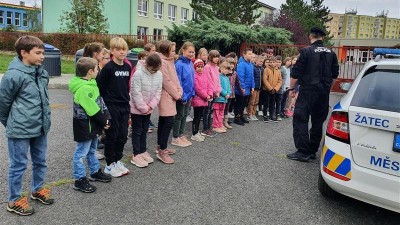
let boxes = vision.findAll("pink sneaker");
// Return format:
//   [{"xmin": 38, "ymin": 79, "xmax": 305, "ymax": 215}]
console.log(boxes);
[
  {"xmin": 285, "ymin": 109, "xmax": 294, "ymax": 117},
  {"xmin": 141, "ymin": 152, "xmax": 154, "ymax": 164},
  {"xmin": 130, "ymin": 154, "xmax": 149, "ymax": 168},
  {"xmin": 155, "ymin": 146, "xmax": 176, "ymax": 155},
  {"xmin": 171, "ymin": 137, "xmax": 190, "ymax": 147},
  {"xmin": 180, "ymin": 136, "xmax": 192, "ymax": 146},
  {"xmin": 156, "ymin": 150, "xmax": 175, "ymax": 164},
  {"xmin": 213, "ymin": 127, "xmax": 226, "ymax": 133}
]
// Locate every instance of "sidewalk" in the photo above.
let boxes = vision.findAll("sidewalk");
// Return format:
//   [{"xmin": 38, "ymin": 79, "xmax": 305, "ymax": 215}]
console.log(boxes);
[{"xmin": 0, "ymin": 73, "xmax": 73, "ymax": 89}]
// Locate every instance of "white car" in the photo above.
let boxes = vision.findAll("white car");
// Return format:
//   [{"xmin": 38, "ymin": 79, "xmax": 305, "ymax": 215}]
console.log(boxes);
[{"xmin": 319, "ymin": 48, "xmax": 400, "ymax": 213}]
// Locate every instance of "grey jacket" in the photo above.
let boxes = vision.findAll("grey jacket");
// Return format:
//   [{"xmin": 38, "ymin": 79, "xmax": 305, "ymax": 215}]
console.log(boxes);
[{"xmin": 0, "ymin": 57, "xmax": 51, "ymax": 138}]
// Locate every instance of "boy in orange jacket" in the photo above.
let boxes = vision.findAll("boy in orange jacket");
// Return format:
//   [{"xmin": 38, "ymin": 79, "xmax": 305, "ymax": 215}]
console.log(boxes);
[{"xmin": 262, "ymin": 56, "xmax": 282, "ymax": 122}]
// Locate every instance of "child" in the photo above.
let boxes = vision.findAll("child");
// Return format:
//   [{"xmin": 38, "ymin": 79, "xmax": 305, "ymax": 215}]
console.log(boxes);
[
  {"xmin": 0, "ymin": 36, "xmax": 53, "ymax": 216},
  {"xmin": 191, "ymin": 59, "xmax": 211, "ymax": 141},
  {"xmin": 247, "ymin": 55, "xmax": 264, "ymax": 121},
  {"xmin": 212, "ymin": 62, "xmax": 232, "ymax": 133},
  {"xmin": 275, "ymin": 55, "xmax": 284, "ymax": 121},
  {"xmin": 130, "ymin": 54, "xmax": 163, "ymax": 168},
  {"xmin": 96, "ymin": 37, "xmax": 132, "ymax": 177},
  {"xmin": 172, "ymin": 42, "xmax": 195, "ymax": 147},
  {"xmin": 223, "ymin": 57, "xmax": 237, "ymax": 128},
  {"xmin": 286, "ymin": 56, "xmax": 299, "ymax": 117},
  {"xmin": 144, "ymin": 43, "xmax": 156, "ymax": 54},
  {"xmin": 280, "ymin": 57, "xmax": 292, "ymax": 118},
  {"xmin": 69, "ymin": 57, "xmax": 112, "ymax": 193},
  {"xmin": 155, "ymin": 40, "xmax": 183, "ymax": 164},
  {"xmin": 99, "ymin": 48, "xmax": 111, "ymax": 69},
  {"xmin": 262, "ymin": 56, "xmax": 282, "ymax": 122},
  {"xmin": 197, "ymin": 47, "xmax": 208, "ymax": 63},
  {"xmin": 202, "ymin": 50, "xmax": 221, "ymax": 137},
  {"xmin": 234, "ymin": 48, "xmax": 254, "ymax": 125}
]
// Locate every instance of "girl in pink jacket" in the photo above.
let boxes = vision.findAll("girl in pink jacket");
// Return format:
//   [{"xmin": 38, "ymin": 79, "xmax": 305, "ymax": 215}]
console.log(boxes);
[
  {"xmin": 202, "ymin": 50, "xmax": 221, "ymax": 137},
  {"xmin": 191, "ymin": 59, "xmax": 213, "ymax": 142},
  {"xmin": 129, "ymin": 54, "xmax": 163, "ymax": 168}
]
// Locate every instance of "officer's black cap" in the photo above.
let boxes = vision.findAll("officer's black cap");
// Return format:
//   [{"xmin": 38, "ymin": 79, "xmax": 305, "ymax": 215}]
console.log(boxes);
[{"xmin": 310, "ymin": 27, "xmax": 326, "ymax": 36}]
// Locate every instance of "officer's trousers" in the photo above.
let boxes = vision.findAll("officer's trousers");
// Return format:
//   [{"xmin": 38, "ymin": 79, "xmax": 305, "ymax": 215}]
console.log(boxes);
[{"xmin": 293, "ymin": 92, "xmax": 329, "ymax": 154}]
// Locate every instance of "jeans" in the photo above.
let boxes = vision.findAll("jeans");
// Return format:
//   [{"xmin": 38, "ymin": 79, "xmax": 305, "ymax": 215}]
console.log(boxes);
[
  {"xmin": 192, "ymin": 106, "xmax": 206, "ymax": 135},
  {"xmin": 131, "ymin": 114, "xmax": 151, "ymax": 156},
  {"xmin": 212, "ymin": 103, "xmax": 225, "ymax": 128},
  {"xmin": 73, "ymin": 137, "xmax": 100, "ymax": 180},
  {"xmin": 173, "ymin": 100, "xmax": 191, "ymax": 138},
  {"xmin": 157, "ymin": 116, "xmax": 174, "ymax": 150},
  {"xmin": 8, "ymin": 134, "xmax": 47, "ymax": 202},
  {"xmin": 275, "ymin": 93, "xmax": 283, "ymax": 117}
]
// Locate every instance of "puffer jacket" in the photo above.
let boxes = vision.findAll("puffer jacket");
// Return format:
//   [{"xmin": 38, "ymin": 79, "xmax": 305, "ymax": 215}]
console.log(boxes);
[
  {"xmin": 0, "ymin": 57, "xmax": 51, "ymax": 138},
  {"xmin": 203, "ymin": 62, "xmax": 221, "ymax": 96},
  {"xmin": 175, "ymin": 55, "xmax": 195, "ymax": 103},
  {"xmin": 263, "ymin": 65, "xmax": 282, "ymax": 92},
  {"xmin": 69, "ymin": 76, "xmax": 110, "ymax": 142},
  {"xmin": 191, "ymin": 70, "xmax": 213, "ymax": 107},
  {"xmin": 214, "ymin": 74, "xmax": 232, "ymax": 103},
  {"xmin": 253, "ymin": 64, "xmax": 263, "ymax": 90},
  {"xmin": 235, "ymin": 57, "xmax": 254, "ymax": 96},
  {"xmin": 130, "ymin": 62, "xmax": 163, "ymax": 115},
  {"xmin": 157, "ymin": 52, "xmax": 183, "ymax": 117}
]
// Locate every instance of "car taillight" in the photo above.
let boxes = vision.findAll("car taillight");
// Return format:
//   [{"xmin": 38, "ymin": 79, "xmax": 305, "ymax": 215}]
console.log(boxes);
[{"xmin": 326, "ymin": 111, "xmax": 350, "ymax": 143}]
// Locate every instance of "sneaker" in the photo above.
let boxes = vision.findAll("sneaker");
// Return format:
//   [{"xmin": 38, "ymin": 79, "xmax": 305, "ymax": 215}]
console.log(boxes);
[
  {"xmin": 156, "ymin": 150, "xmax": 175, "ymax": 164},
  {"xmin": 104, "ymin": 162, "xmax": 124, "ymax": 177},
  {"xmin": 191, "ymin": 133, "xmax": 205, "ymax": 142},
  {"xmin": 96, "ymin": 151, "xmax": 105, "ymax": 160},
  {"xmin": 73, "ymin": 177, "xmax": 97, "ymax": 193},
  {"xmin": 234, "ymin": 118, "xmax": 245, "ymax": 126},
  {"xmin": 7, "ymin": 196, "xmax": 35, "ymax": 216},
  {"xmin": 286, "ymin": 151, "xmax": 311, "ymax": 162},
  {"xmin": 286, "ymin": 110, "xmax": 294, "ymax": 117},
  {"xmin": 263, "ymin": 116, "xmax": 270, "ymax": 123},
  {"xmin": 213, "ymin": 127, "xmax": 226, "ymax": 133},
  {"xmin": 180, "ymin": 136, "xmax": 193, "ymax": 146},
  {"xmin": 116, "ymin": 161, "xmax": 130, "ymax": 174},
  {"xmin": 141, "ymin": 152, "xmax": 154, "ymax": 164},
  {"xmin": 130, "ymin": 155, "xmax": 149, "ymax": 168},
  {"xmin": 201, "ymin": 129, "xmax": 216, "ymax": 137},
  {"xmin": 271, "ymin": 117, "xmax": 278, "ymax": 123},
  {"xmin": 147, "ymin": 128, "xmax": 153, "ymax": 133},
  {"xmin": 258, "ymin": 111, "xmax": 264, "ymax": 116},
  {"xmin": 186, "ymin": 115, "xmax": 193, "ymax": 122},
  {"xmin": 227, "ymin": 112, "xmax": 235, "ymax": 119},
  {"xmin": 155, "ymin": 146, "xmax": 176, "ymax": 155},
  {"xmin": 149, "ymin": 120, "xmax": 158, "ymax": 128},
  {"xmin": 276, "ymin": 115, "xmax": 283, "ymax": 121},
  {"xmin": 243, "ymin": 108, "xmax": 248, "ymax": 115},
  {"xmin": 89, "ymin": 169, "xmax": 112, "ymax": 183},
  {"xmin": 241, "ymin": 117, "xmax": 250, "ymax": 123},
  {"xmin": 97, "ymin": 143, "xmax": 104, "ymax": 149},
  {"xmin": 30, "ymin": 188, "xmax": 54, "ymax": 205},
  {"xmin": 310, "ymin": 153, "xmax": 317, "ymax": 160},
  {"xmin": 249, "ymin": 115, "xmax": 258, "ymax": 121},
  {"xmin": 171, "ymin": 137, "xmax": 191, "ymax": 147}
]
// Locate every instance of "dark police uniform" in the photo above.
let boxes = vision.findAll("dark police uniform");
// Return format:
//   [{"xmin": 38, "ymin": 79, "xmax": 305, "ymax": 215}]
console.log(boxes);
[{"xmin": 289, "ymin": 28, "xmax": 339, "ymax": 161}]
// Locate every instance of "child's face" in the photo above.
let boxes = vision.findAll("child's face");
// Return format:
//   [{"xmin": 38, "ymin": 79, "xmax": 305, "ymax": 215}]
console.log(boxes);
[
  {"xmin": 94, "ymin": 50, "xmax": 104, "ymax": 63},
  {"xmin": 146, "ymin": 64, "xmax": 161, "ymax": 74},
  {"xmin": 100, "ymin": 53, "xmax": 110, "ymax": 65},
  {"xmin": 285, "ymin": 60, "xmax": 292, "ymax": 67},
  {"xmin": 195, "ymin": 65, "xmax": 204, "ymax": 73},
  {"xmin": 276, "ymin": 60, "xmax": 282, "ymax": 67},
  {"xmin": 212, "ymin": 57, "xmax": 219, "ymax": 64},
  {"xmin": 183, "ymin": 46, "xmax": 195, "ymax": 59},
  {"xmin": 21, "ymin": 47, "xmax": 44, "ymax": 66},
  {"xmin": 229, "ymin": 63, "xmax": 235, "ymax": 70},
  {"xmin": 111, "ymin": 48, "xmax": 127, "ymax": 61},
  {"xmin": 220, "ymin": 67, "xmax": 230, "ymax": 75},
  {"xmin": 200, "ymin": 52, "xmax": 208, "ymax": 61},
  {"xmin": 264, "ymin": 60, "xmax": 270, "ymax": 67},
  {"xmin": 256, "ymin": 59, "xmax": 263, "ymax": 67},
  {"xmin": 291, "ymin": 58, "xmax": 297, "ymax": 65},
  {"xmin": 89, "ymin": 66, "xmax": 99, "ymax": 79},
  {"xmin": 244, "ymin": 51, "xmax": 253, "ymax": 61},
  {"xmin": 270, "ymin": 61, "xmax": 277, "ymax": 68},
  {"xmin": 149, "ymin": 47, "xmax": 156, "ymax": 54}
]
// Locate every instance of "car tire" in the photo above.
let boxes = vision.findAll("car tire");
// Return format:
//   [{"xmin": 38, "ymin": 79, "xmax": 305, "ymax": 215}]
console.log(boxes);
[{"xmin": 318, "ymin": 171, "xmax": 337, "ymax": 197}]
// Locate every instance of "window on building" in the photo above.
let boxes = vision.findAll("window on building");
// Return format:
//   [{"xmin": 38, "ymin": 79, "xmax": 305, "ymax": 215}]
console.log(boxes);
[
  {"xmin": 0, "ymin": 11, "xmax": 4, "ymax": 24},
  {"xmin": 360, "ymin": 34, "xmax": 363, "ymax": 37},
  {"xmin": 154, "ymin": 1, "xmax": 163, "ymax": 19},
  {"xmin": 138, "ymin": 0, "xmax": 148, "ymax": 16},
  {"xmin": 15, "ymin": 12, "xmax": 20, "ymax": 26},
  {"xmin": 22, "ymin": 13, "xmax": 27, "ymax": 26},
  {"xmin": 7, "ymin": 11, "xmax": 12, "ymax": 25},
  {"xmin": 137, "ymin": 26, "xmax": 148, "ymax": 39},
  {"xmin": 181, "ymin": 8, "xmax": 189, "ymax": 24},
  {"xmin": 153, "ymin": 28, "xmax": 163, "ymax": 40},
  {"xmin": 168, "ymin": 4, "xmax": 177, "ymax": 22}
]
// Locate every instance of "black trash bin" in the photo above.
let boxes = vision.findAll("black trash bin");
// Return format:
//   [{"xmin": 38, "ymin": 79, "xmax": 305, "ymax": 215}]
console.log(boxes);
[
  {"xmin": 43, "ymin": 44, "xmax": 61, "ymax": 76},
  {"xmin": 75, "ymin": 49, "xmax": 84, "ymax": 64},
  {"xmin": 126, "ymin": 50, "xmax": 138, "ymax": 67}
]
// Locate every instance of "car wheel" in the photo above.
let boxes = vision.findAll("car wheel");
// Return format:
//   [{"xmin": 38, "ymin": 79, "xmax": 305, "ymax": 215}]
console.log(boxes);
[{"xmin": 318, "ymin": 171, "xmax": 337, "ymax": 197}]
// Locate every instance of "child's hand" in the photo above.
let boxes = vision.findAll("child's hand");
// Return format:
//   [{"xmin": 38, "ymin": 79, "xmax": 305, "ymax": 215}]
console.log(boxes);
[
  {"xmin": 215, "ymin": 93, "xmax": 220, "ymax": 98},
  {"xmin": 251, "ymin": 88, "xmax": 254, "ymax": 95},
  {"xmin": 225, "ymin": 94, "xmax": 230, "ymax": 98},
  {"xmin": 104, "ymin": 125, "xmax": 110, "ymax": 130},
  {"xmin": 206, "ymin": 96, "xmax": 211, "ymax": 101}
]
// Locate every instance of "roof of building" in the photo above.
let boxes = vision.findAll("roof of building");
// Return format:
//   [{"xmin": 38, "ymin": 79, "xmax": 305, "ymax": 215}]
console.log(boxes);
[
  {"xmin": 0, "ymin": 2, "xmax": 38, "ymax": 11},
  {"xmin": 257, "ymin": 1, "xmax": 275, "ymax": 10}
]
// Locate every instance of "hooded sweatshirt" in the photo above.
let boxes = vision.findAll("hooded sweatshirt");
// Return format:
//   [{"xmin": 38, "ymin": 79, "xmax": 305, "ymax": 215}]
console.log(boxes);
[
  {"xmin": 69, "ymin": 76, "xmax": 110, "ymax": 142},
  {"xmin": 0, "ymin": 57, "xmax": 51, "ymax": 138},
  {"xmin": 175, "ymin": 55, "xmax": 195, "ymax": 102}
]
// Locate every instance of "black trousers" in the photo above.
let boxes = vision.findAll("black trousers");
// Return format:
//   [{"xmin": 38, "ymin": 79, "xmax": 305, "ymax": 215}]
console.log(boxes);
[
  {"xmin": 293, "ymin": 92, "xmax": 330, "ymax": 155},
  {"xmin": 157, "ymin": 116, "xmax": 174, "ymax": 150},
  {"xmin": 104, "ymin": 104, "xmax": 129, "ymax": 165},
  {"xmin": 192, "ymin": 106, "xmax": 206, "ymax": 135},
  {"xmin": 263, "ymin": 92, "xmax": 275, "ymax": 118},
  {"xmin": 234, "ymin": 95, "xmax": 250, "ymax": 118},
  {"xmin": 281, "ymin": 90, "xmax": 289, "ymax": 114},
  {"xmin": 259, "ymin": 90, "xmax": 266, "ymax": 111},
  {"xmin": 203, "ymin": 101, "xmax": 214, "ymax": 131},
  {"xmin": 228, "ymin": 97, "xmax": 235, "ymax": 113},
  {"xmin": 131, "ymin": 114, "xmax": 151, "ymax": 156}
]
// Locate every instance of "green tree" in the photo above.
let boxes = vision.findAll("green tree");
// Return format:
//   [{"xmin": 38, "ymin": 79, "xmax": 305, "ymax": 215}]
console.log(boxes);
[
  {"xmin": 59, "ymin": 0, "xmax": 109, "ymax": 34},
  {"xmin": 27, "ymin": 2, "xmax": 42, "ymax": 32},
  {"xmin": 190, "ymin": 0, "xmax": 262, "ymax": 26}
]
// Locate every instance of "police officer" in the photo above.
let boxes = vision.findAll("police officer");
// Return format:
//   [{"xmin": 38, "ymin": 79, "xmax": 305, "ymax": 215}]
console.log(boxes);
[{"xmin": 287, "ymin": 27, "xmax": 339, "ymax": 162}]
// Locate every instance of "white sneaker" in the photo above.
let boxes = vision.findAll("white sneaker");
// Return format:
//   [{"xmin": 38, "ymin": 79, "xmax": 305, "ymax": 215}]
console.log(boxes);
[
  {"xmin": 96, "ymin": 151, "xmax": 105, "ymax": 160},
  {"xmin": 191, "ymin": 133, "xmax": 205, "ymax": 142},
  {"xmin": 251, "ymin": 115, "xmax": 259, "ymax": 121},
  {"xmin": 116, "ymin": 161, "xmax": 130, "ymax": 175},
  {"xmin": 227, "ymin": 112, "xmax": 235, "ymax": 119},
  {"xmin": 258, "ymin": 111, "xmax": 263, "ymax": 116},
  {"xmin": 104, "ymin": 162, "xmax": 124, "ymax": 177},
  {"xmin": 186, "ymin": 116, "xmax": 193, "ymax": 122},
  {"xmin": 243, "ymin": 108, "xmax": 248, "ymax": 115}
]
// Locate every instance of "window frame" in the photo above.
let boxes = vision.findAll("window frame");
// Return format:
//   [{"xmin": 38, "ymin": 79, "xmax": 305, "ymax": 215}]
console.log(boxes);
[
  {"xmin": 154, "ymin": 1, "xmax": 163, "ymax": 19},
  {"xmin": 22, "ymin": 13, "xmax": 28, "ymax": 27},
  {"xmin": 168, "ymin": 4, "xmax": 177, "ymax": 22},
  {"xmin": 137, "ymin": 26, "xmax": 148, "ymax": 39},
  {"xmin": 0, "ymin": 10, "xmax": 4, "ymax": 24},
  {"xmin": 6, "ymin": 11, "xmax": 12, "ymax": 25},
  {"xmin": 15, "ymin": 12, "xmax": 20, "ymax": 26},
  {"xmin": 181, "ymin": 7, "xmax": 189, "ymax": 24},
  {"xmin": 138, "ymin": 0, "xmax": 148, "ymax": 17}
]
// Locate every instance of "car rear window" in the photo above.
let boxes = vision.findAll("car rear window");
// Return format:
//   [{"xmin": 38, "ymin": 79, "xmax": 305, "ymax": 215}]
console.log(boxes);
[{"xmin": 350, "ymin": 69, "xmax": 400, "ymax": 113}]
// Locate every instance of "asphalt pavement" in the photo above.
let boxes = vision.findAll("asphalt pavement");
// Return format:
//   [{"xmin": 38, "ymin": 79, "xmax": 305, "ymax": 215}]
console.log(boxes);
[{"xmin": 0, "ymin": 89, "xmax": 399, "ymax": 225}]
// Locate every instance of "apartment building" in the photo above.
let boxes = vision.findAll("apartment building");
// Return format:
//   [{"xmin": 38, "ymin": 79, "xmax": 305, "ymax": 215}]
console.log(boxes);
[{"xmin": 0, "ymin": 2, "xmax": 41, "ymax": 31}]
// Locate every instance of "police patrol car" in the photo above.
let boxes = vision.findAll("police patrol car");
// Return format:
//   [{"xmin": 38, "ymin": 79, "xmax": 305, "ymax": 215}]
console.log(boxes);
[{"xmin": 319, "ymin": 48, "xmax": 400, "ymax": 213}]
